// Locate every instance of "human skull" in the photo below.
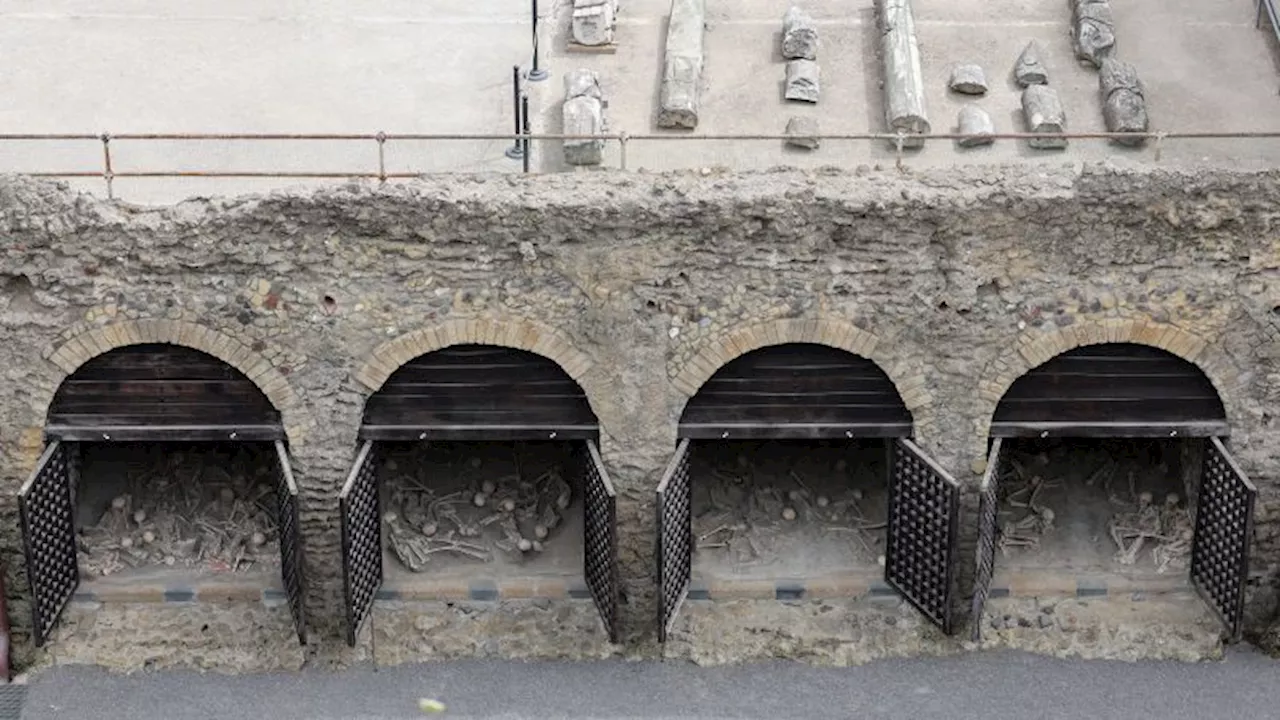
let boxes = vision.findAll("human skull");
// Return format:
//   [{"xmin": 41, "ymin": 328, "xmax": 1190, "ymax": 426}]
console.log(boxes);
[
  {"xmin": 1165, "ymin": 493, "xmax": 1181, "ymax": 508},
  {"xmin": 481, "ymin": 480, "xmax": 497, "ymax": 495},
  {"xmin": 1138, "ymin": 491, "xmax": 1154, "ymax": 508},
  {"xmin": 781, "ymin": 507, "xmax": 797, "ymax": 521}
]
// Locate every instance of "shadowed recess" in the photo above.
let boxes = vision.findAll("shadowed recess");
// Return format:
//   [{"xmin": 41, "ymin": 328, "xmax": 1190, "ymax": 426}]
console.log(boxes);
[
  {"xmin": 991, "ymin": 343, "xmax": 1227, "ymax": 438},
  {"xmin": 360, "ymin": 344, "xmax": 598, "ymax": 441},
  {"xmin": 678, "ymin": 343, "xmax": 913, "ymax": 439},
  {"xmin": 46, "ymin": 344, "xmax": 283, "ymax": 441}
]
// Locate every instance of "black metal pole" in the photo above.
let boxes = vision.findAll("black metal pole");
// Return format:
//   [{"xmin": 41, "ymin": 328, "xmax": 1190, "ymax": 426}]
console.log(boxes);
[
  {"xmin": 521, "ymin": 94, "xmax": 531, "ymax": 173},
  {"xmin": 529, "ymin": 0, "xmax": 548, "ymax": 81},
  {"xmin": 505, "ymin": 65, "xmax": 525, "ymax": 160}
]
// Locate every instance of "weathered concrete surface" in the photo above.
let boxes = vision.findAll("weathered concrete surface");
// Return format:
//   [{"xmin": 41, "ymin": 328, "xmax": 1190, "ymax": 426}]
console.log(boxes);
[
  {"xmin": 2, "ymin": 165, "xmax": 1280, "ymax": 670},
  {"xmin": 33, "ymin": 601, "xmax": 306, "ymax": 673}
]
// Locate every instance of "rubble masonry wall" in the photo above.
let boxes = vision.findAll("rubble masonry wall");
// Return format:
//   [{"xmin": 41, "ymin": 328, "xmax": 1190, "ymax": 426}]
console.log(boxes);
[{"xmin": 2, "ymin": 163, "xmax": 1280, "ymax": 669}]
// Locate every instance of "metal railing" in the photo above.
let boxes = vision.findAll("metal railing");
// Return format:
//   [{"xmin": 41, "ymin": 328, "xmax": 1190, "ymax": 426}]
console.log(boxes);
[
  {"xmin": 1258, "ymin": 0, "xmax": 1280, "ymax": 47},
  {"xmin": 4, "ymin": 129, "xmax": 1280, "ymax": 199}
]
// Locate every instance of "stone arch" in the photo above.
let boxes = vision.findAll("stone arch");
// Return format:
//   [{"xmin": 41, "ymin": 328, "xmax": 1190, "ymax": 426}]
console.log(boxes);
[
  {"xmin": 43, "ymin": 319, "xmax": 308, "ymax": 445},
  {"xmin": 353, "ymin": 316, "xmax": 599, "ymax": 417},
  {"xmin": 975, "ymin": 318, "xmax": 1245, "ymax": 442},
  {"xmin": 671, "ymin": 317, "xmax": 933, "ymax": 425}
]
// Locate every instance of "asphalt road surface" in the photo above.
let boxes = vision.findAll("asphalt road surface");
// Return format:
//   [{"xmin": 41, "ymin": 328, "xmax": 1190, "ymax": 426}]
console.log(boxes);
[{"xmin": 16, "ymin": 647, "xmax": 1280, "ymax": 720}]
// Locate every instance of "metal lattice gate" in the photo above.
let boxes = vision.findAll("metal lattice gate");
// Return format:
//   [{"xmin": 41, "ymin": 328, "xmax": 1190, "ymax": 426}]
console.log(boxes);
[
  {"xmin": 1191, "ymin": 437, "xmax": 1256, "ymax": 640},
  {"xmin": 272, "ymin": 440, "xmax": 307, "ymax": 645},
  {"xmin": 656, "ymin": 438, "xmax": 692, "ymax": 643},
  {"xmin": 340, "ymin": 440, "xmax": 383, "ymax": 647},
  {"xmin": 970, "ymin": 438, "xmax": 1003, "ymax": 642},
  {"xmin": 885, "ymin": 438, "xmax": 961, "ymax": 635},
  {"xmin": 581, "ymin": 440, "xmax": 621, "ymax": 643},
  {"xmin": 18, "ymin": 441, "xmax": 79, "ymax": 647}
]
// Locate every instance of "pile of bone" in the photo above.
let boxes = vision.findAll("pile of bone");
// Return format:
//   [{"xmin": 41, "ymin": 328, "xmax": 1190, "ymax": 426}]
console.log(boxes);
[
  {"xmin": 693, "ymin": 455, "xmax": 886, "ymax": 564},
  {"xmin": 382, "ymin": 457, "xmax": 573, "ymax": 572},
  {"xmin": 78, "ymin": 475, "xmax": 278, "ymax": 578},
  {"xmin": 1109, "ymin": 490, "xmax": 1192, "ymax": 573}
]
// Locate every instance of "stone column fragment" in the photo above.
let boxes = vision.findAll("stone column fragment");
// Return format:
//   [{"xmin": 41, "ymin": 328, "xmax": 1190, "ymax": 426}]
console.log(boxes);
[
  {"xmin": 956, "ymin": 105, "xmax": 994, "ymax": 147},
  {"xmin": 876, "ymin": 0, "xmax": 929, "ymax": 148},
  {"xmin": 1022, "ymin": 84, "xmax": 1067, "ymax": 149},
  {"xmin": 563, "ymin": 69, "xmax": 606, "ymax": 165},
  {"xmin": 1014, "ymin": 40, "xmax": 1048, "ymax": 86},
  {"xmin": 949, "ymin": 64, "xmax": 988, "ymax": 95},
  {"xmin": 1071, "ymin": 0, "xmax": 1116, "ymax": 68},
  {"xmin": 782, "ymin": 6, "xmax": 818, "ymax": 60},
  {"xmin": 572, "ymin": 0, "xmax": 620, "ymax": 47},
  {"xmin": 784, "ymin": 59, "xmax": 820, "ymax": 103},
  {"xmin": 657, "ymin": 0, "xmax": 706, "ymax": 129},
  {"xmin": 1099, "ymin": 58, "xmax": 1148, "ymax": 146}
]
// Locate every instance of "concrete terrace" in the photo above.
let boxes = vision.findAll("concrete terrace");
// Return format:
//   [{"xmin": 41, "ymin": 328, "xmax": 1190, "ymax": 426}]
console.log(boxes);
[{"xmin": 0, "ymin": 0, "xmax": 1276, "ymax": 203}]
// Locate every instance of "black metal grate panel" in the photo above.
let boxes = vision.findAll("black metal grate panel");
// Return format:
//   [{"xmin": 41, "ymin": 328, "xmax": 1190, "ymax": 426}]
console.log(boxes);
[
  {"xmin": 971, "ymin": 438, "xmax": 1003, "ymax": 642},
  {"xmin": 885, "ymin": 438, "xmax": 960, "ymax": 635},
  {"xmin": 581, "ymin": 440, "xmax": 621, "ymax": 643},
  {"xmin": 18, "ymin": 441, "xmax": 79, "ymax": 647},
  {"xmin": 656, "ymin": 438, "xmax": 692, "ymax": 643},
  {"xmin": 340, "ymin": 440, "xmax": 382, "ymax": 647},
  {"xmin": 273, "ymin": 440, "xmax": 307, "ymax": 645},
  {"xmin": 1191, "ymin": 437, "xmax": 1256, "ymax": 640}
]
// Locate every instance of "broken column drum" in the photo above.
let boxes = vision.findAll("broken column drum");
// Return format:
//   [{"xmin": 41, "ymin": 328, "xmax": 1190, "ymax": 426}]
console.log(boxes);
[
  {"xmin": 657, "ymin": 343, "xmax": 961, "ymax": 642},
  {"xmin": 875, "ymin": 0, "xmax": 930, "ymax": 148},
  {"xmin": 972, "ymin": 344, "xmax": 1254, "ymax": 642},
  {"xmin": 1070, "ymin": 0, "xmax": 1116, "ymax": 68},
  {"xmin": 563, "ymin": 69, "xmax": 607, "ymax": 166},
  {"xmin": 571, "ymin": 0, "xmax": 619, "ymax": 47},
  {"xmin": 1099, "ymin": 58, "xmax": 1149, "ymax": 145},
  {"xmin": 657, "ymin": 0, "xmax": 705, "ymax": 129},
  {"xmin": 340, "ymin": 344, "xmax": 621, "ymax": 647},
  {"xmin": 19, "ymin": 344, "xmax": 306, "ymax": 648}
]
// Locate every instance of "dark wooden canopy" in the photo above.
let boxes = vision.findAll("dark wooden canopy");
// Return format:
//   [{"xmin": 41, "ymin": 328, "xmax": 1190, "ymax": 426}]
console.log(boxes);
[
  {"xmin": 46, "ymin": 344, "xmax": 284, "ymax": 442},
  {"xmin": 678, "ymin": 343, "xmax": 913, "ymax": 439},
  {"xmin": 990, "ymin": 343, "xmax": 1227, "ymax": 438},
  {"xmin": 360, "ymin": 344, "xmax": 598, "ymax": 441}
]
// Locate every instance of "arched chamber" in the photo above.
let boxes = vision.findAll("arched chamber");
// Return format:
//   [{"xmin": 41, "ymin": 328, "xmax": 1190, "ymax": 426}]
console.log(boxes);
[
  {"xmin": 19, "ymin": 345, "xmax": 306, "ymax": 648},
  {"xmin": 656, "ymin": 343, "xmax": 962, "ymax": 641},
  {"xmin": 971, "ymin": 344, "xmax": 1254, "ymax": 641},
  {"xmin": 338, "ymin": 345, "xmax": 620, "ymax": 647}
]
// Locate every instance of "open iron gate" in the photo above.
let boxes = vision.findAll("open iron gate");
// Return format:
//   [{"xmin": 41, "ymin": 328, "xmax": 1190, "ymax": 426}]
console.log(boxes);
[
  {"xmin": 1191, "ymin": 438, "xmax": 1256, "ymax": 640},
  {"xmin": 970, "ymin": 438, "xmax": 1003, "ymax": 642},
  {"xmin": 18, "ymin": 441, "xmax": 79, "ymax": 647},
  {"xmin": 340, "ymin": 441, "xmax": 383, "ymax": 647},
  {"xmin": 886, "ymin": 438, "xmax": 962, "ymax": 635},
  {"xmin": 580, "ymin": 440, "xmax": 621, "ymax": 643},
  {"xmin": 655, "ymin": 439, "xmax": 692, "ymax": 642},
  {"xmin": 272, "ymin": 440, "xmax": 307, "ymax": 644}
]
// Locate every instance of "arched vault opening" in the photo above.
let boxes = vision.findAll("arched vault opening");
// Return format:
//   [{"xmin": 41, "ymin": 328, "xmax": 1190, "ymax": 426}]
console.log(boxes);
[
  {"xmin": 971, "ymin": 343, "xmax": 1254, "ymax": 642},
  {"xmin": 20, "ymin": 344, "xmax": 305, "ymax": 648},
  {"xmin": 656, "ymin": 343, "xmax": 962, "ymax": 641},
  {"xmin": 338, "ymin": 344, "xmax": 620, "ymax": 647}
]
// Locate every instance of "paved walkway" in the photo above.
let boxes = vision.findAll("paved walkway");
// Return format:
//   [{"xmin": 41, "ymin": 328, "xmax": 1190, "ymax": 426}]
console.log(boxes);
[{"xmin": 15, "ymin": 647, "xmax": 1280, "ymax": 719}]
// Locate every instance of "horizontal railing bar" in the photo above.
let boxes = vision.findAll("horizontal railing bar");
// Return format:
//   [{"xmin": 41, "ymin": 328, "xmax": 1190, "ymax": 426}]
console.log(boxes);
[{"xmin": 0, "ymin": 130, "xmax": 1277, "ymax": 142}]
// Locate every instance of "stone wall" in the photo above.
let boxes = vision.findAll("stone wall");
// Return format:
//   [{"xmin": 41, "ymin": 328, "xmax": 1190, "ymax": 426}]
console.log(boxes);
[{"xmin": 2, "ymin": 163, "xmax": 1280, "ymax": 670}]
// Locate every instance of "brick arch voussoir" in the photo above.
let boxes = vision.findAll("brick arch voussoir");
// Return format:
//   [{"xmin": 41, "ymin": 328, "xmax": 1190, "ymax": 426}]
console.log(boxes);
[{"xmin": 43, "ymin": 319, "xmax": 307, "ymax": 445}]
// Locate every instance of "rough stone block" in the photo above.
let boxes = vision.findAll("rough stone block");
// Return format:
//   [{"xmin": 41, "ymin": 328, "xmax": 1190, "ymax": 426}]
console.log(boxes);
[
  {"xmin": 571, "ymin": 0, "xmax": 619, "ymax": 47},
  {"xmin": 563, "ymin": 68, "xmax": 607, "ymax": 167},
  {"xmin": 1099, "ymin": 58, "xmax": 1148, "ymax": 146},
  {"xmin": 948, "ymin": 63, "xmax": 988, "ymax": 95},
  {"xmin": 781, "ymin": 6, "xmax": 818, "ymax": 60},
  {"xmin": 1014, "ymin": 40, "xmax": 1049, "ymax": 86},
  {"xmin": 784, "ymin": 116, "xmax": 820, "ymax": 149},
  {"xmin": 1021, "ymin": 85, "xmax": 1067, "ymax": 149},
  {"xmin": 956, "ymin": 105, "xmax": 994, "ymax": 148},
  {"xmin": 1071, "ymin": 0, "xmax": 1115, "ymax": 68},
  {"xmin": 658, "ymin": 0, "xmax": 705, "ymax": 129},
  {"xmin": 784, "ymin": 59, "xmax": 820, "ymax": 103}
]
